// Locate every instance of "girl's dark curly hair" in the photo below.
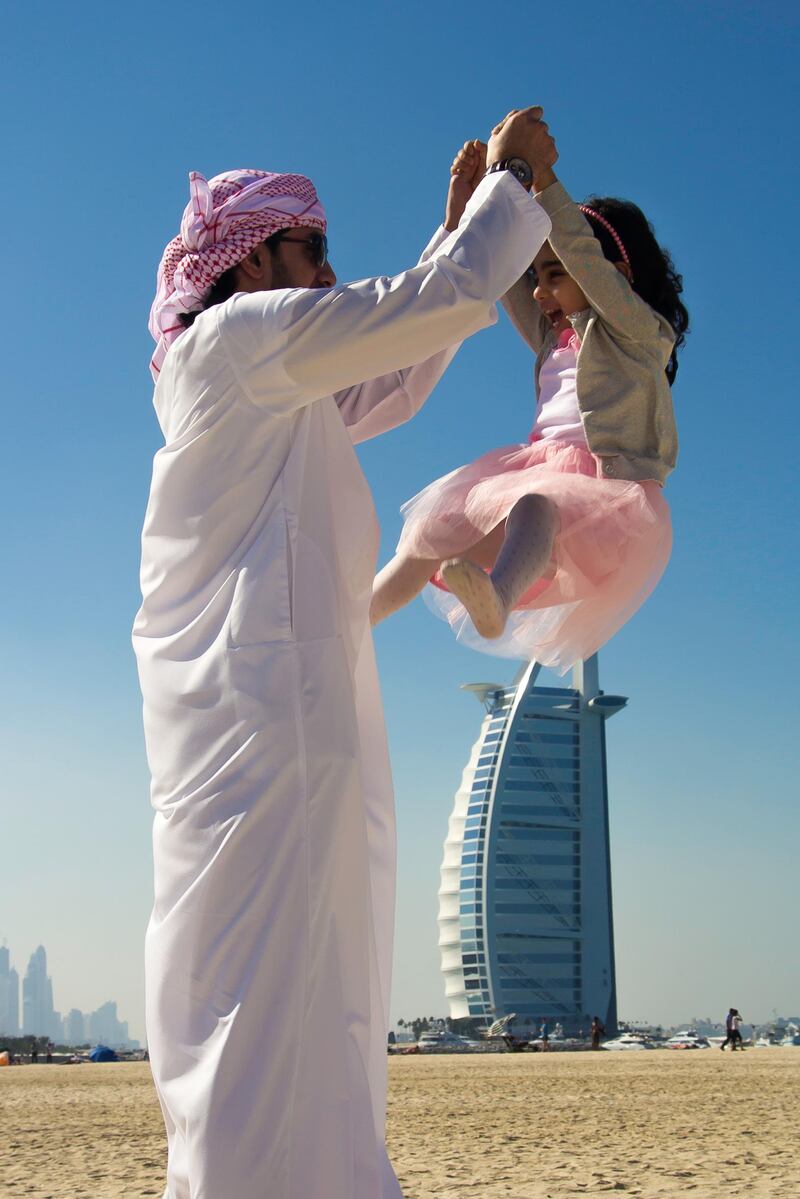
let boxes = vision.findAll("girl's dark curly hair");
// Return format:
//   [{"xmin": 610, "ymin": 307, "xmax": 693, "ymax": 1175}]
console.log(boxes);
[{"xmin": 582, "ymin": 196, "xmax": 689, "ymax": 385}]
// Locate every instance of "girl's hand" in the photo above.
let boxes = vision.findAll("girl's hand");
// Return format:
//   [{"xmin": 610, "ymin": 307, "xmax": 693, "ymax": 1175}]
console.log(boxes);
[{"xmin": 444, "ymin": 140, "xmax": 488, "ymax": 231}]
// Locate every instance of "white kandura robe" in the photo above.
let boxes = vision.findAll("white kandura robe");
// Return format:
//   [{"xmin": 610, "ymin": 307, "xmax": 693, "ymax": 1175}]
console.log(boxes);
[{"xmin": 133, "ymin": 172, "xmax": 549, "ymax": 1199}]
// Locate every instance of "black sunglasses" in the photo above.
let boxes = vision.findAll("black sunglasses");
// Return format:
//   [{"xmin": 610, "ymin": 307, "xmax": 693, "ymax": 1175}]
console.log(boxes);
[{"xmin": 271, "ymin": 231, "xmax": 328, "ymax": 268}]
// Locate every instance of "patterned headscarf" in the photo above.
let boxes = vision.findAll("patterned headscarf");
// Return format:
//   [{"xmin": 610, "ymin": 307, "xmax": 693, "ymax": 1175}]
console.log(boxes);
[{"xmin": 149, "ymin": 168, "xmax": 326, "ymax": 380}]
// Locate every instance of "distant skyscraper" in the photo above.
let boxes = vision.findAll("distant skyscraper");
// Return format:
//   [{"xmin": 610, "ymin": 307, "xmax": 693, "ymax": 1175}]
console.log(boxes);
[
  {"xmin": 50, "ymin": 1008, "xmax": 63, "ymax": 1043},
  {"xmin": 8, "ymin": 968, "xmax": 20, "ymax": 1036},
  {"xmin": 0, "ymin": 947, "xmax": 11, "ymax": 1033},
  {"xmin": 0, "ymin": 948, "xmax": 20, "ymax": 1036},
  {"xmin": 438, "ymin": 656, "xmax": 624, "ymax": 1036},
  {"xmin": 64, "ymin": 1008, "xmax": 86, "ymax": 1045},
  {"xmin": 22, "ymin": 945, "xmax": 56, "ymax": 1037},
  {"xmin": 89, "ymin": 1000, "xmax": 128, "ymax": 1047}
]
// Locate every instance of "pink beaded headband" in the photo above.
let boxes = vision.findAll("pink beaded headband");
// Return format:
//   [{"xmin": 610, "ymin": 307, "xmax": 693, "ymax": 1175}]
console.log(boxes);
[{"xmin": 578, "ymin": 205, "xmax": 633, "ymax": 282}]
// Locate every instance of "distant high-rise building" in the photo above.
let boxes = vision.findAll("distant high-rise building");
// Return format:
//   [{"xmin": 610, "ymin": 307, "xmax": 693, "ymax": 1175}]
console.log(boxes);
[
  {"xmin": 6, "ymin": 968, "xmax": 20, "ymax": 1036},
  {"xmin": 64, "ymin": 1009, "xmax": 86, "ymax": 1045},
  {"xmin": 438, "ymin": 657, "xmax": 623, "ymax": 1036},
  {"xmin": 0, "ymin": 948, "xmax": 20, "ymax": 1036},
  {"xmin": 50, "ymin": 1009, "xmax": 63, "ymax": 1043},
  {"xmin": 89, "ymin": 1000, "xmax": 128, "ymax": 1047},
  {"xmin": 22, "ymin": 946, "xmax": 57, "ymax": 1037}
]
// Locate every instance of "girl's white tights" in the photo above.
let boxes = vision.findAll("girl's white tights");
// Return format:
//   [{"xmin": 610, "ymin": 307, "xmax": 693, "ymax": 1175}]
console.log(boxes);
[
  {"xmin": 442, "ymin": 494, "xmax": 558, "ymax": 638},
  {"xmin": 369, "ymin": 494, "xmax": 558, "ymax": 637}
]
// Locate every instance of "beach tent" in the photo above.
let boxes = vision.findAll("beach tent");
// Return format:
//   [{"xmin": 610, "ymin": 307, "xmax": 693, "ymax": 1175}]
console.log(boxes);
[
  {"xmin": 89, "ymin": 1045, "xmax": 118, "ymax": 1062},
  {"xmin": 0, "ymin": 1050, "xmax": 9, "ymax": 1067}
]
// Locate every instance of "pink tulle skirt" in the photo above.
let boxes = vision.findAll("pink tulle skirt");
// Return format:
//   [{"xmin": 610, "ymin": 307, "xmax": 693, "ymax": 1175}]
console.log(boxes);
[{"xmin": 397, "ymin": 438, "xmax": 672, "ymax": 672}]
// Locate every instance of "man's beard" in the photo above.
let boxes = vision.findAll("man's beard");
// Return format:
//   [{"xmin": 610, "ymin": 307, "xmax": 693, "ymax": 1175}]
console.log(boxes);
[{"xmin": 269, "ymin": 248, "xmax": 294, "ymax": 291}]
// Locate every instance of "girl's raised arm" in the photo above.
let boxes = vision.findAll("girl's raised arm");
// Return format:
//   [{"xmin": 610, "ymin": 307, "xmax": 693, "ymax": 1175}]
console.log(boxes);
[
  {"xmin": 501, "ymin": 270, "xmax": 550, "ymax": 355},
  {"xmin": 536, "ymin": 178, "xmax": 664, "ymax": 343}
]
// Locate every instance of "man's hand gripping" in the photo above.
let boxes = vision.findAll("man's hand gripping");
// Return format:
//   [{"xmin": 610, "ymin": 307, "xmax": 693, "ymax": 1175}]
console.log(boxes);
[
  {"xmin": 487, "ymin": 106, "xmax": 558, "ymax": 192},
  {"xmin": 443, "ymin": 107, "xmax": 558, "ymax": 231}
]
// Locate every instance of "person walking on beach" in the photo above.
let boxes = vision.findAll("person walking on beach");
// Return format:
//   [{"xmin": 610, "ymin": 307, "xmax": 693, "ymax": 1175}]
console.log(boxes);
[
  {"xmin": 540, "ymin": 1018, "xmax": 550, "ymax": 1050},
  {"xmin": 721, "ymin": 1007, "xmax": 745, "ymax": 1050},
  {"xmin": 134, "ymin": 109, "xmax": 554, "ymax": 1199},
  {"xmin": 591, "ymin": 1016, "xmax": 605, "ymax": 1049}
]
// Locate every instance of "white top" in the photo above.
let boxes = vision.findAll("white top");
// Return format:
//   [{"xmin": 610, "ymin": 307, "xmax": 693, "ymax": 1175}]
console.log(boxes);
[
  {"xmin": 133, "ymin": 171, "xmax": 550, "ymax": 1199},
  {"xmin": 531, "ymin": 336, "xmax": 588, "ymax": 448}
]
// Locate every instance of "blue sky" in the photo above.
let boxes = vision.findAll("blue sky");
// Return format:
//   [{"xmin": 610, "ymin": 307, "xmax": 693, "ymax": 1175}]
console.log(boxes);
[{"xmin": 1, "ymin": 1, "xmax": 797, "ymax": 1041}]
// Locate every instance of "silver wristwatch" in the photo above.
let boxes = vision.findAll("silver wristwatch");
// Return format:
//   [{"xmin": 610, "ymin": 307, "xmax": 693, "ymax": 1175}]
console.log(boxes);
[{"xmin": 486, "ymin": 157, "xmax": 533, "ymax": 188}]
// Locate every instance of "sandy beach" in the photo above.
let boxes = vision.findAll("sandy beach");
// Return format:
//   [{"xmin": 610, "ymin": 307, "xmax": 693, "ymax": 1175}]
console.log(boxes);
[{"xmin": 1, "ymin": 1050, "xmax": 798, "ymax": 1197}]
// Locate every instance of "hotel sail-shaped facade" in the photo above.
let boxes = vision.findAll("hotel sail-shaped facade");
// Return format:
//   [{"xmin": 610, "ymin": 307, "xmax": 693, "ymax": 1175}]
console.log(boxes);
[{"xmin": 438, "ymin": 656, "xmax": 624, "ymax": 1035}]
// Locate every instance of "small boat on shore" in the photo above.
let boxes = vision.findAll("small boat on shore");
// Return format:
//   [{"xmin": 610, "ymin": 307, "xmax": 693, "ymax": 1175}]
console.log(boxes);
[
  {"xmin": 665, "ymin": 1029, "xmax": 710, "ymax": 1050},
  {"xmin": 603, "ymin": 1032, "xmax": 652, "ymax": 1051},
  {"xmin": 416, "ymin": 1030, "xmax": 481, "ymax": 1052}
]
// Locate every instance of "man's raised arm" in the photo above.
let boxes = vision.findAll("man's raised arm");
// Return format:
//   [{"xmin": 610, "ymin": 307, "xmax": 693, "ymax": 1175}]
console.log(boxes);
[{"xmin": 217, "ymin": 109, "xmax": 557, "ymax": 416}]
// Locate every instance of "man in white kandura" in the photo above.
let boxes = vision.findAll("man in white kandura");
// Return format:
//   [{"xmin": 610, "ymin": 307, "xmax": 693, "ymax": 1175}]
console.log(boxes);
[{"xmin": 133, "ymin": 108, "xmax": 554, "ymax": 1199}]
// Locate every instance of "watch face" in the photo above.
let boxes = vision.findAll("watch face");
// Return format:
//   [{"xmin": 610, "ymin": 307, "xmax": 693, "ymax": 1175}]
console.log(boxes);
[{"xmin": 508, "ymin": 157, "xmax": 533, "ymax": 185}]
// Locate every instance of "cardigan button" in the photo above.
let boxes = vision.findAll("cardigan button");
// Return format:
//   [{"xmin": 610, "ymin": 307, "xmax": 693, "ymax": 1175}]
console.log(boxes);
[{"xmin": 604, "ymin": 461, "xmax": 615, "ymax": 475}]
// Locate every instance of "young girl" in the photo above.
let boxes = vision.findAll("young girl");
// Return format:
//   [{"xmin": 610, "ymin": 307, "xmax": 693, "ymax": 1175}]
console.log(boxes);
[{"xmin": 370, "ymin": 138, "xmax": 689, "ymax": 673}]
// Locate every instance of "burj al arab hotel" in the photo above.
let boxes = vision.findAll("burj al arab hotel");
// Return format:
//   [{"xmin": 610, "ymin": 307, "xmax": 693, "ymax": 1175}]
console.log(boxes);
[{"xmin": 438, "ymin": 656, "xmax": 626, "ymax": 1035}]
